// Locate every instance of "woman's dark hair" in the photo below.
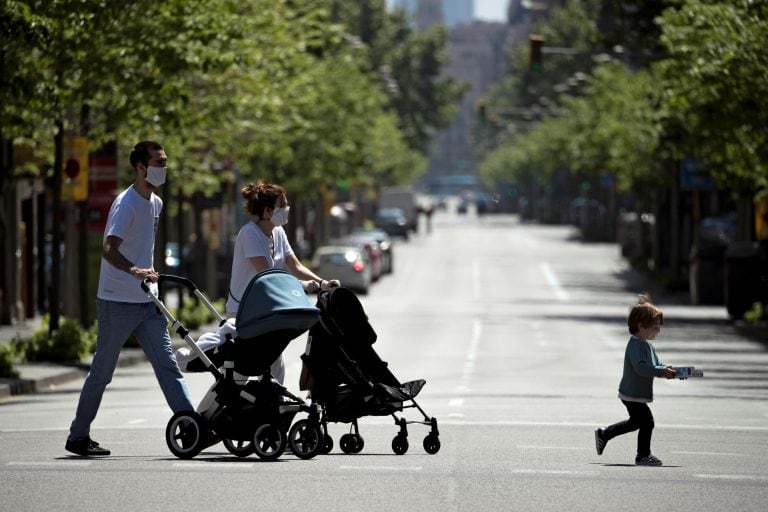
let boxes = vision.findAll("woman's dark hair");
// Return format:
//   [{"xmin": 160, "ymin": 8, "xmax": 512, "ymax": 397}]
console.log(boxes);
[
  {"xmin": 241, "ymin": 180, "xmax": 285, "ymax": 219},
  {"xmin": 627, "ymin": 293, "xmax": 663, "ymax": 334},
  {"xmin": 129, "ymin": 140, "xmax": 164, "ymax": 169}
]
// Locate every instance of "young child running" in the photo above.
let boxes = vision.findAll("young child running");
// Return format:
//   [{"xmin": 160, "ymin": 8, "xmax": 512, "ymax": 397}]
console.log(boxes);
[{"xmin": 595, "ymin": 294, "xmax": 677, "ymax": 466}]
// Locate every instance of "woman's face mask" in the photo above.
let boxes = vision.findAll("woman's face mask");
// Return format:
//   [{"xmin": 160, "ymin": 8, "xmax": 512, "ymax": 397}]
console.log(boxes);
[
  {"xmin": 271, "ymin": 206, "xmax": 290, "ymax": 226},
  {"xmin": 145, "ymin": 165, "xmax": 167, "ymax": 187}
]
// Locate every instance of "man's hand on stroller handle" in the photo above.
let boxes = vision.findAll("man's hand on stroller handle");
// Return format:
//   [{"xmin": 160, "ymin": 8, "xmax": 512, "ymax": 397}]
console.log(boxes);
[{"xmin": 131, "ymin": 266, "xmax": 159, "ymax": 281}]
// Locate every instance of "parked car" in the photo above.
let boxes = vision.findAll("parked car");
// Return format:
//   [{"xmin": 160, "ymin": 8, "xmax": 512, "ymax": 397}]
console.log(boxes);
[
  {"xmin": 312, "ymin": 245, "xmax": 373, "ymax": 294},
  {"xmin": 375, "ymin": 207, "xmax": 409, "ymax": 240},
  {"xmin": 351, "ymin": 228, "xmax": 393, "ymax": 274},
  {"xmin": 336, "ymin": 234, "xmax": 383, "ymax": 281}
]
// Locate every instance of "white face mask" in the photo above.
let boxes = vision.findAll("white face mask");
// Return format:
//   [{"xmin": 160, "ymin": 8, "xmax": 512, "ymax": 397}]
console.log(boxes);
[
  {"xmin": 271, "ymin": 206, "xmax": 290, "ymax": 226},
  {"xmin": 145, "ymin": 165, "xmax": 167, "ymax": 187}
]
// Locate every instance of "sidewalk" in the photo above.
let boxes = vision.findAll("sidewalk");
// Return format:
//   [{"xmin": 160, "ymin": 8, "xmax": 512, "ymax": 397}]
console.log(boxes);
[{"xmin": 0, "ymin": 316, "xmax": 219, "ymax": 402}]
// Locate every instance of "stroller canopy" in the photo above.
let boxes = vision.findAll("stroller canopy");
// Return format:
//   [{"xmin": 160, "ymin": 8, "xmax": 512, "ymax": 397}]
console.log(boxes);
[
  {"xmin": 316, "ymin": 287, "xmax": 377, "ymax": 345},
  {"xmin": 236, "ymin": 269, "xmax": 320, "ymax": 340}
]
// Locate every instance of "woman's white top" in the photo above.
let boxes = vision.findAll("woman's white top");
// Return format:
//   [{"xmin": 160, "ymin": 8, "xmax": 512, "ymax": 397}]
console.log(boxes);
[{"xmin": 225, "ymin": 222, "xmax": 293, "ymax": 315}]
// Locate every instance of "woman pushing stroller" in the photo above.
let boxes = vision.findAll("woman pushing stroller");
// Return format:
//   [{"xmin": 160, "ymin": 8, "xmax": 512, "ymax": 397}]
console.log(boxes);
[{"xmin": 226, "ymin": 180, "xmax": 339, "ymax": 384}]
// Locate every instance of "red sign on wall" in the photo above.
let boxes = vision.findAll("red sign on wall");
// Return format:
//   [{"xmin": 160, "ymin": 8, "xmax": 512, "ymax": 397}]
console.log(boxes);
[{"xmin": 88, "ymin": 144, "xmax": 119, "ymax": 233}]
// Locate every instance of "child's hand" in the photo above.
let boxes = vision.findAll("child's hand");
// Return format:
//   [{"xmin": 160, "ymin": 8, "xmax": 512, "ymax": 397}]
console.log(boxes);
[{"xmin": 662, "ymin": 366, "xmax": 676, "ymax": 379}]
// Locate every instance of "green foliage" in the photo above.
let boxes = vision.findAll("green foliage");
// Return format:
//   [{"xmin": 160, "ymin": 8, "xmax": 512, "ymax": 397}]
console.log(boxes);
[
  {"xmin": 743, "ymin": 302, "xmax": 767, "ymax": 325},
  {"xmin": 0, "ymin": 343, "xmax": 19, "ymax": 378},
  {"xmin": 22, "ymin": 315, "xmax": 96, "ymax": 363},
  {"xmin": 2, "ymin": 0, "xmax": 458, "ymax": 202},
  {"xmin": 174, "ymin": 298, "xmax": 226, "ymax": 331},
  {"xmin": 328, "ymin": 0, "xmax": 468, "ymax": 152},
  {"xmin": 478, "ymin": 0, "xmax": 767, "ymax": 204},
  {"xmin": 657, "ymin": 0, "xmax": 768, "ymax": 192}
]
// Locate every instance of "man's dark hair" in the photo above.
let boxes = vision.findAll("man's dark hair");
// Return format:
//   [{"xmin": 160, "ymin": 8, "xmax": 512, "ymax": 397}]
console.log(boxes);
[{"xmin": 129, "ymin": 140, "xmax": 164, "ymax": 169}]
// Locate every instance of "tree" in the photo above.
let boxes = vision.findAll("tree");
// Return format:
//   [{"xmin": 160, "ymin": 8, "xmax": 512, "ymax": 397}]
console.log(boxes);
[
  {"xmin": 657, "ymin": 0, "xmax": 768, "ymax": 193},
  {"xmin": 328, "ymin": 0, "xmax": 466, "ymax": 154}
]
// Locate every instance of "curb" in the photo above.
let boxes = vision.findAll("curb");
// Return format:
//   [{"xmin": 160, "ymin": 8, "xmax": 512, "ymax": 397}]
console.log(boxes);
[{"xmin": 0, "ymin": 324, "xmax": 218, "ymax": 402}]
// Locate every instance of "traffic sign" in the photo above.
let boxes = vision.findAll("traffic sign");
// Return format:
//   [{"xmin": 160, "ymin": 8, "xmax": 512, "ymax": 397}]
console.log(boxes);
[{"xmin": 61, "ymin": 136, "xmax": 89, "ymax": 201}]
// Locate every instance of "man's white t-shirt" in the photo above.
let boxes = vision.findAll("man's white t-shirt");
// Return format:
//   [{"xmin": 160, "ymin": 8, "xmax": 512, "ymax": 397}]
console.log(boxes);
[
  {"xmin": 226, "ymin": 222, "xmax": 294, "ymax": 315},
  {"xmin": 97, "ymin": 185, "xmax": 161, "ymax": 302}
]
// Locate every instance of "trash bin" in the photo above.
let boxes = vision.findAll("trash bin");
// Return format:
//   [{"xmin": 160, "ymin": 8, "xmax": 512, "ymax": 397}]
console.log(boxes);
[
  {"xmin": 689, "ymin": 243, "xmax": 727, "ymax": 305},
  {"xmin": 724, "ymin": 241, "xmax": 768, "ymax": 319},
  {"xmin": 689, "ymin": 214, "xmax": 736, "ymax": 305}
]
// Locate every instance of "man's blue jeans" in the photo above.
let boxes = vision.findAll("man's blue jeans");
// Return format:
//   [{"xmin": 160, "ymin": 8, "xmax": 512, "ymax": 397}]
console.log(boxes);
[{"xmin": 69, "ymin": 299, "xmax": 194, "ymax": 439}]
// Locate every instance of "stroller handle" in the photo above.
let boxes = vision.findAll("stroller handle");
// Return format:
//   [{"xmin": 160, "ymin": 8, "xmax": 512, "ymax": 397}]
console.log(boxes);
[
  {"xmin": 141, "ymin": 274, "xmax": 226, "ymax": 325},
  {"xmin": 158, "ymin": 274, "xmax": 197, "ymax": 291},
  {"xmin": 140, "ymin": 274, "xmax": 200, "ymax": 295}
]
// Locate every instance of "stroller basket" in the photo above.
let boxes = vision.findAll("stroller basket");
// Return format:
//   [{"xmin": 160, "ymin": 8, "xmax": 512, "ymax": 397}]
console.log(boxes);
[{"xmin": 236, "ymin": 269, "xmax": 320, "ymax": 340}]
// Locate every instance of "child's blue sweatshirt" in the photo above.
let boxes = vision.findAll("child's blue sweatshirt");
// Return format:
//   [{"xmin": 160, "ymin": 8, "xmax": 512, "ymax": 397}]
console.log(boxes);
[{"xmin": 618, "ymin": 335, "xmax": 666, "ymax": 402}]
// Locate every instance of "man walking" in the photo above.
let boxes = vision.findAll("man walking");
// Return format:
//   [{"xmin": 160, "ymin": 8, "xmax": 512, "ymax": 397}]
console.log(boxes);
[{"xmin": 65, "ymin": 140, "xmax": 194, "ymax": 456}]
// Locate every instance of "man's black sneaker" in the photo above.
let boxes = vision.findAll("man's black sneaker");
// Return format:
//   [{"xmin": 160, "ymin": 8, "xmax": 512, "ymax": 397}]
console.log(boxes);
[{"xmin": 65, "ymin": 437, "xmax": 111, "ymax": 456}]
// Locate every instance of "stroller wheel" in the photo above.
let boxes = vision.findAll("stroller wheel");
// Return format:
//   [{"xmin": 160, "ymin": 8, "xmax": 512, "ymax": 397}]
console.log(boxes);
[
  {"xmin": 340, "ymin": 433, "xmax": 359, "ymax": 454},
  {"xmin": 423, "ymin": 434, "xmax": 441, "ymax": 454},
  {"xmin": 223, "ymin": 438, "xmax": 254, "ymax": 458},
  {"xmin": 351, "ymin": 434, "xmax": 364, "ymax": 453},
  {"xmin": 166, "ymin": 411, "xmax": 206, "ymax": 459},
  {"xmin": 253, "ymin": 424, "xmax": 286, "ymax": 461},
  {"xmin": 320, "ymin": 434, "xmax": 334, "ymax": 454},
  {"xmin": 391, "ymin": 434, "xmax": 408, "ymax": 455},
  {"xmin": 288, "ymin": 419, "xmax": 322, "ymax": 460}
]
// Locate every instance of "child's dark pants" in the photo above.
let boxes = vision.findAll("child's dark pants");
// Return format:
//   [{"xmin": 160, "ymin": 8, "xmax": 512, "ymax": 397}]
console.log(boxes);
[{"xmin": 604, "ymin": 400, "xmax": 654, "ymax": 457}]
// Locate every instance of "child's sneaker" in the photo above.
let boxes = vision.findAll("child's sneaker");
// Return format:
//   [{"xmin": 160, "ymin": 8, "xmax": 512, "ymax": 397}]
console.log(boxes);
[
  {"xmin": 635, "ymin": 454, "xmax": 663, "ymax": 466},
  {"xmin": 594, "ymin": 428, "xmax": 606, "ymax": 455}
]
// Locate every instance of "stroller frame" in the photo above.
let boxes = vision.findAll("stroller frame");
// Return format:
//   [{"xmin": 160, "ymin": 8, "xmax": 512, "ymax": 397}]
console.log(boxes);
[
  {"xmin": 143, "ymin": 274, "xmax": 323, "ymax": 461},
  {"xmin": 303, "ymin": 287, "xmax": 440, "ymax": 455}
]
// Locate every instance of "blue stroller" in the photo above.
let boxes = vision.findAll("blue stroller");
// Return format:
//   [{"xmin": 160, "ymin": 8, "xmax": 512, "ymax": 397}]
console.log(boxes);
[{"xmin": 143, "ymin": 269, "xmax": 323, "ymax": 460}]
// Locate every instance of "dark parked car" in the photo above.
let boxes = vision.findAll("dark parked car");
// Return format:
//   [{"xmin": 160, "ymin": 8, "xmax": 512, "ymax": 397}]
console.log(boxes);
[{"xmin": 375, "ymin": 207, "xmax": 409, "ymax": 240}]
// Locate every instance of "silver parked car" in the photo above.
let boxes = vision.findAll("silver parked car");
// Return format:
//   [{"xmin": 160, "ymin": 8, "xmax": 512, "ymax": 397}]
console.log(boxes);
[{"xmin": 312, "ymin": 245, "xmax": 373, "ymax": 294}]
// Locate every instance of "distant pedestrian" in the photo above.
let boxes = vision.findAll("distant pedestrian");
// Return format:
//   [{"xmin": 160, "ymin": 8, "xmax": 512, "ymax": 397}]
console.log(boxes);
[
  {"xmin": 594, "ymin": 294, "xmax": 678, "ymax": 466},
  {"xmin": 66, "ymin": 141, "xmax": 194, "ymax": 456}
]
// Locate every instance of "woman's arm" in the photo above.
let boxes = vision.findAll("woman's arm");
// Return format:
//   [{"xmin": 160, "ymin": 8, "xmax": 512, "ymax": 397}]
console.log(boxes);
[{"xmin": 285, "ymin": 253, "xmax": 324, "ymax": 282}]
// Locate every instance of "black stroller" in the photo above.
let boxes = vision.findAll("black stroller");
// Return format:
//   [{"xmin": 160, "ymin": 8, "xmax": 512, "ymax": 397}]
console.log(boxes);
[
  {"xmin": 301, "ymin": 287, "xmax": 440, "ymax": 455},
  {"xmin": 143, "ymin": 269, "xmax": 324, "ymax": 461}
]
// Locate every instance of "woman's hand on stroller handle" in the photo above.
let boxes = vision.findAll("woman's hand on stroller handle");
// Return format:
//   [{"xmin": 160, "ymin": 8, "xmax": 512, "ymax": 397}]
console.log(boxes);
[
  {"xmin": 301, "ymin": 279, "xmax": 340, "ymax": 294},
  {"xmin": 301, "ymin": 280, "xmax": 321, "ymax": 293},
  {"xmin": 320, "ymin": 279, "xmax": 340, "ymax": 291}
]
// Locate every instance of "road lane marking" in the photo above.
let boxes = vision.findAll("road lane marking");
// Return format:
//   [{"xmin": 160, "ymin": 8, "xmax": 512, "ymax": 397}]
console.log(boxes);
[
  {"xmin": 173, "ymin": 462, "xmax": 254, "ymax": 469},
  {"xmin": 436, "ymin": 420, "xmax": 768, "ymax": 432},
  {"xmin": 540, "ymin": 262, "xmax": 569, "ymax": 301},
  {"xmin": 7, "ymin": 461, "xmax": 92, "ymax": 467},
  {"xmin": 472, "ymin": 258, "xmax": 481, "ymax": 300},
  {"xmin": 452, "ymin": 319, "xmax": 482, "ymax": 402},
  {"xmin": 518, "ymin": 445, "xmax": 590, "ymax": 451},
  {"xmin": 511, "ymin": 469, "xmax": 599, "ymax": 476},
  {"xmin": 339, "ymin": 465, "xmax": 422, "ymax": 472},
  {"xmin": 672, "ymin": 450, "xmax": 744, "ymax": 456},
  {"xmin": 694, "ymin": 474, "xmax": 768, "ymax": 481}
]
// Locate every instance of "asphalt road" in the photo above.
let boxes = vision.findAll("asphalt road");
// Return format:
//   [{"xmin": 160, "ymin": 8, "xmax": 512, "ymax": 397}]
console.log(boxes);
[{"xmin": 1, "ymin": 207, "xmax": 767, "ymax": 512}]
